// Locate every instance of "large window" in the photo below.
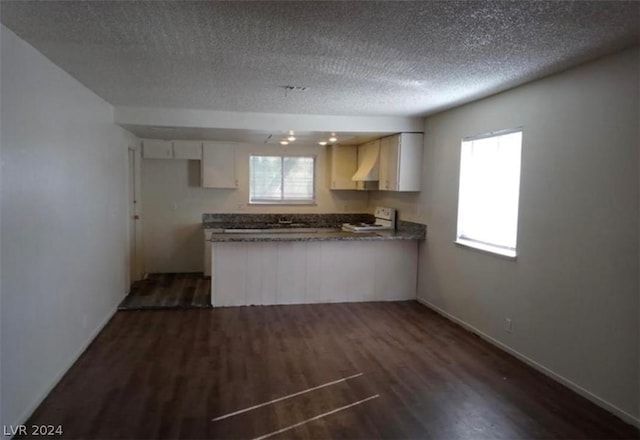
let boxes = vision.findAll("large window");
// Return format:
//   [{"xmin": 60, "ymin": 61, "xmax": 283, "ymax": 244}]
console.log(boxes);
[
  {"xmin": 249, "ymin": 155, "xmax": 315, "ymax": 204},
  {"xmin": 456, "ymin": 129, "xmax": 523, "ymax": 258}
]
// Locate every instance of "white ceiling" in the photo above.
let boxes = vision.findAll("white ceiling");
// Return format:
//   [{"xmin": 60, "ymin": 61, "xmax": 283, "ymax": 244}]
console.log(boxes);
[{"xmin": 1, "ymin": 1, "xmax": 638, "ymax": 118}]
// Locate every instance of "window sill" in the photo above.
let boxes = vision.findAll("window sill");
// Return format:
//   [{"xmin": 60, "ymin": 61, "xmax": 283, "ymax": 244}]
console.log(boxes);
[
  {"xmin": 454, "ymin": 238, "xmax": 517, "ymax": 260},
  {"xmin": 249, "ymin": 201, "xmax": 317, "ymax": 206}
]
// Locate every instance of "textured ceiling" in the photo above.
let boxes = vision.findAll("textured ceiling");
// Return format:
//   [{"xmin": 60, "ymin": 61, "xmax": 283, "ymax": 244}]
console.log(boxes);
[{"xmin": 1, "ymin": 1, "xmax": 638, "ymax": 117}]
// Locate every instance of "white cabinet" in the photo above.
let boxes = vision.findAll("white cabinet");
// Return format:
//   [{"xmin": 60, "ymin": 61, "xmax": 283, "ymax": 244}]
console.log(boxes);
[
  {"xmin": 378, "ymin": 133, "xmax": 423, "ymax": 192},
  {"xmin": 142, "ymin": 139, "xmax": 173, "ymax": 159},
  {"xmin": 202, "ymin": 142, "xmax": 238, "ymax": 188},
  {"xmin": 275, "ymin": 243, "xmax": 309, "ymax": 304},
  {"xmin": 173, "ymin": 140, "xmax": 202, "ymax": 160},
  {"xmin": 211, "ymin": 243, "xmax": 277, "ymax": 306},
  {"xmin": 142, "ymin": 139, "xmax": 202, "ymax": 160},
  {"xmin": 328, "ymin": 145, "xmax": 358, "ymax": 190},
  {"xmin": 210, "ymin": 240, "xmax": 418, "ymax": 307}
]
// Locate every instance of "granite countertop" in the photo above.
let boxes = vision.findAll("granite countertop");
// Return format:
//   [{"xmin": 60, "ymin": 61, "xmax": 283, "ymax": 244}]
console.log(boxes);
[
  {"xmin": 203, "ymin": 213, "xmax": 426, "ymax": 243},
  {"xmin": 208, "ymin": 229, "xmax": 424, "ymax": 243}
]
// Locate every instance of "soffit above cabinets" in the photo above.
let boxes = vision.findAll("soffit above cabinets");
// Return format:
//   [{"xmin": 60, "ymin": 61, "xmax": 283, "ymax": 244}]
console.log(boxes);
[
  {"xmin": 122, "ymin": 124, "xmax": 390, "ymax": 146},
  {"xmin": 122, "ymin": 125, "xmax": 272, "ymax": 144},
  {"xmin": 263, "ymin": 131, "xmax": 388, "ymax": 146},
  {"xmin": 2, "ymin": 2, "xmax": 638, "ymax": 117}
]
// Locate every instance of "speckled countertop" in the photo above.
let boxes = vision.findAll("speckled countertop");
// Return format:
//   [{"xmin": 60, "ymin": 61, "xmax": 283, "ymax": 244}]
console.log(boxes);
[
  {"xmin": 208, "ymin": 229, "xmax": 423, "ymax": 243},
  {"xmin": 203, "ymin": 213, "xmax": 426, "ymax": 243},
  {"xmin": 202, "ymin": 213, "xmax": 374, "ymax": 230}
]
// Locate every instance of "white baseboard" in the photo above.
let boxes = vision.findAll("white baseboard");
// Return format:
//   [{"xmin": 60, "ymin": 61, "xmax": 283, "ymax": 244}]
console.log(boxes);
[
  {"xmin": 6, "ymin": 302, "xmax": 120, "ymax": 437},
  {"xmin": 415, "ymin": 297, "xmax": 640, "ymax": 428}
]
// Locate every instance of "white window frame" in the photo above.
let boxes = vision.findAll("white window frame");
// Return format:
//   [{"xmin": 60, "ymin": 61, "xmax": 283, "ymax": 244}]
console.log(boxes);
[
  {"xmin": 455, "ymin": 128, "xmax": 523, "ymax": 259},
  {"xmin": 249, "ymin": 154, "xmax": 316, "ymax": 205}
]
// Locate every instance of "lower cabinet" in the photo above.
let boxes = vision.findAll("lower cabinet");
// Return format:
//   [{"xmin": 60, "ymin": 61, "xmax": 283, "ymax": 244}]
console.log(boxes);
[
  {"xmin": 203, "ymin": 229, "xmax": 218, "ymax": 277},
  {"xmin": 210, "ymin": 240, "xmax": 418, "ymax": 306}
]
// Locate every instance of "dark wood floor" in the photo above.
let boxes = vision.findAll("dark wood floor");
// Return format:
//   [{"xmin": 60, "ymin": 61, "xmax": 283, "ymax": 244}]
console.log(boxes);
[
  {"xmin": 23, "ymin": 302, "xmax": 638, "ymax": 440},
  {"xmin": 118, "ymin": 273, "xmax": 211, "ymax": 310}
]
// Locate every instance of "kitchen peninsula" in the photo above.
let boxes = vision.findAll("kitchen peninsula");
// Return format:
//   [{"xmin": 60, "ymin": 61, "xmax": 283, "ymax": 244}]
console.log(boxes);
[{"xmin": 203, "ymin": 212, "xmax": 426, "ymax": 307}]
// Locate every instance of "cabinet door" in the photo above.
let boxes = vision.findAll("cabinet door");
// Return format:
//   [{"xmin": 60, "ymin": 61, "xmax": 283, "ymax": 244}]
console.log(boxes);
[
  {"xmin": 173, "ymin": 140, "xmax": 202, "ymax": 160},
  {"xmin": 202, "ymin": 142, "xmax": 238, "ymax": 188},
  {"xmin": 142, "ymin": 139, "xmax": 173, "ymax": 159},
  {"xmin": 396, "ymin": 133, "xmax": 423, "ymax": 191},
  {"xmin": 329, "ymin": 145, "xmax": 357, "ymax": 190},
  {"xmin": 276, "ymin": 242, "xmax": 308, "ymax": 304},
  {"xmin": 212, "ymin": 243, "xmax": 247, "ymax": 307},
  {"xmin": 379, "ymin": 135, "xmax": 399, "ymax": 190}
]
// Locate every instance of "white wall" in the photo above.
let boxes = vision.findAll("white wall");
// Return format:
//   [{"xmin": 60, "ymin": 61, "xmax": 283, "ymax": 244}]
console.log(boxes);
[
  {"xmin": 142, "ymin": 143, "xmax": 369, "ymax": 273},
  {"xmin": 0, "ymin": 26, "xmax": 137, "ymax": 430},
  {"xmin": 0, "ymin": 23, "xmax": 3, "ymax": 431},
  {"xmin": 371, "ymin": 48, "xmax": 640, "ymax": 423}
]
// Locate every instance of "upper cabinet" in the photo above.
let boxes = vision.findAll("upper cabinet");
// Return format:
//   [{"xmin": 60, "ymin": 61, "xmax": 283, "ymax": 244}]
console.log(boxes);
[
  {"xmin": 378, "ymin": 133, "xmax": 422, "ymax": 192},
  {"xmin": 140, "ymin": 134, "xmax": 422, "ymax": 192},
  {"xmin": 142, "ymin": 139, "xmax": 173, "ymax": 159},
  {"xmin": 202, "ymin": 142, "xmax": 238, "ymax": 189},
  {"xmin": 329, "ymin": 134, "xmax": 423, "ymax": 192},
  {"xmin": 328, "ymin": 145, "xmax": 357, "ymax": 190},
  {"xmin": 173, "ymin": 140, "xmax": 203, "ymax": 160},
  {"xmin": 142, "ymin": 139, "xmax": 203, "ymax": 160}
]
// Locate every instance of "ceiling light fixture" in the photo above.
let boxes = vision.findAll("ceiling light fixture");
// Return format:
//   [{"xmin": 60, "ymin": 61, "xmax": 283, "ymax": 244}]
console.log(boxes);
[
  {"xmin": 280, "ymin": 140, "xmax": 289, "ymax": 145},
  {"xmin": 318, "ymin": 141, "xmax": 327, "ymax": 146},
  {"xmin": 286, "ymin": 130, "xmax": 296, "ymax": 142},
  {"xmin": 329, "ymin": 133, "xmax": 338, "ymax": 143}
]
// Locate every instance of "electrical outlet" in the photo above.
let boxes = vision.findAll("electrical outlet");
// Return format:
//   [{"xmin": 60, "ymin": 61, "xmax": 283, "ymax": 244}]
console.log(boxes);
[{"xmin": 504, "ymin": 318, "xmax": 513, "ymax": 333}]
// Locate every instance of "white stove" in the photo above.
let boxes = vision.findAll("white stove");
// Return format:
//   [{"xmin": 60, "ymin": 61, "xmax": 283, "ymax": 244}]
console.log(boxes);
[{"xmin": 342, "ymin": 207, "xmax": 396, "ymax": 232}]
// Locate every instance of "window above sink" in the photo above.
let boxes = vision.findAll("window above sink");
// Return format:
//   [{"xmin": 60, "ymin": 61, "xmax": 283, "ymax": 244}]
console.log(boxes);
[{"xmin": 249, "ymin": 155, "xmax": 316, "ymax": 205}]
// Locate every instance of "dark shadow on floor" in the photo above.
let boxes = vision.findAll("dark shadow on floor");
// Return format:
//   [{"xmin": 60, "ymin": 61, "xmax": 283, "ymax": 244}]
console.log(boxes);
[{"xmin": 118, "ymin": 272, "xmax": 211, "ymax": 310}]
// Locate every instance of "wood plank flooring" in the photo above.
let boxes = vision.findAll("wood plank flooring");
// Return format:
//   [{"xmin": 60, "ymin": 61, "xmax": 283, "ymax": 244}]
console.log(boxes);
[
  {"xmin": 118, "ymin": 273, "xmax": 211, "ymax": 310},
  {"xmin": 22, "ymin": 302, "xmax": 638, "ymax": 439}
]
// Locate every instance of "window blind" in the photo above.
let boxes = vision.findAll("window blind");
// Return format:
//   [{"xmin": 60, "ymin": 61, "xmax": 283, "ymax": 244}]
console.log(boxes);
[{"xmin": 250, "ymin": 155, "xmax": 315, "ymax": 203}]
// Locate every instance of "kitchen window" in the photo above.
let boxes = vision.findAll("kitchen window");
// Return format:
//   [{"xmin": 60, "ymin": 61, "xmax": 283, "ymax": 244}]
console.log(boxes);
[
  {"xmin": 249, "ymin": 155, "xmax": 315, "ymax": 204},
  {"xmin": 456, "ymin": 129, "xmax": 523, "ymax": 258}
]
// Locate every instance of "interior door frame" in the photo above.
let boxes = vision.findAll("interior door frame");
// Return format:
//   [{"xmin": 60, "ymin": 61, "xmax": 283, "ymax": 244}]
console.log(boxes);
[{"xmin": 128, "ymin": 145, "xmax": 143, "ymax": 283}]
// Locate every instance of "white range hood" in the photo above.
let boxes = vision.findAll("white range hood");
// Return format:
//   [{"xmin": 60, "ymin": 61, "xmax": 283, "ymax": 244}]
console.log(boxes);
[{"xmin": 352, "ymin": 140, "xmax": 380, "ymax": 181}]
